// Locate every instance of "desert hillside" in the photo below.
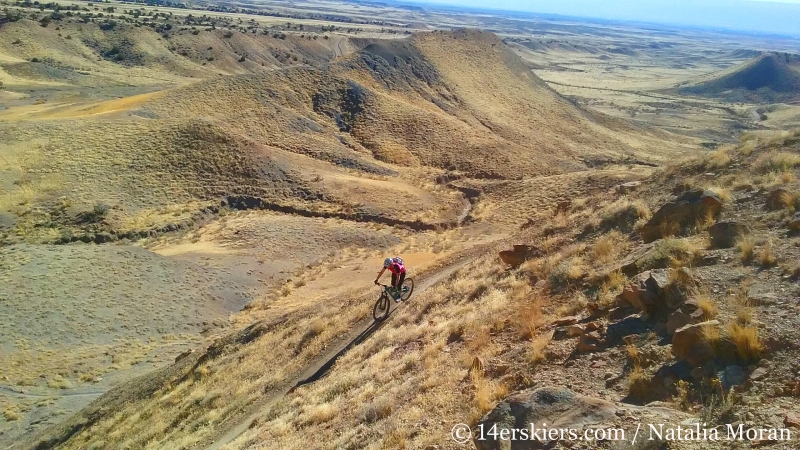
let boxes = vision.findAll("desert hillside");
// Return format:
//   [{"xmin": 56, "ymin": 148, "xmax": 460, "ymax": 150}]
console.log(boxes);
[
  {"xmin": 680, "ymin": 52, "xmax": 800, "ymax": 103},
  {"xmin": 24, "ymin": 129, "xmax": 800, "ymax": 449}
]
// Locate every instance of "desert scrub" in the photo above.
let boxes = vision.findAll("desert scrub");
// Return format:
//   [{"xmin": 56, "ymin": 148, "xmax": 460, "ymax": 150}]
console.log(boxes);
[{"xmin": 755, "ymin": 151, "xmax": 800, "ymax": 174}]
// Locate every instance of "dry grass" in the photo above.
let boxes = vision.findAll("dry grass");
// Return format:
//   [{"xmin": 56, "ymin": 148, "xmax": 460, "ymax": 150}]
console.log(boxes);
[
  {"xmin": 471, "ymin": 371, "xmax": 509, "ymax": 414},
  {"xmin": 2, "ymin": 402, "xmax": 21, "ymax": 421},
  {"xmin": 706, "ymin": 186, "xmax": 731, "ymax": 203},
  {"xmin": 726, "ymin": 323, "xmax": 763, "ymax": 362},
  {"xmin": 758, "ymin": 241, "xmax": 777, "ymax": 267},
  {"xmin": 705, "ymin": 149, "xmax": 732, "ymax": 169},
  {"xmin": 736, "ymin": 236, "xmax": 755, "ymax": 263},
  {"xmin": 526, "ymin": 332, "xmax": 553, "ymax": 365},
  {"xmin": 695, "ymin": 294, "xmax": 718, "ymax": 320},
  {"xmin": 755, "ymin": 151, "xmax": 800, "ymax": 174},
  {"xmin": 736, "ymin": 307, "xmax": 753, "ymax": 326},
  {"xmin": 627, "ymin": 366, "xmax": 651, "ymax": 401},
  {"xmin": 592, "ymin": 230, "xmax": 627, "ymax": 265}
]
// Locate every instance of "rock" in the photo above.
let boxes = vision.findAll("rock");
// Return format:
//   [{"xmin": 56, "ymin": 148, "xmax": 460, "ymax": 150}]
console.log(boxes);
[
  {"xmin": 718, "ymin": 366, "xmax": 749, "ymax": 389},
  {"xmin": 788, "ymin": 212, "xmax": 800, "ymax": 231},
  {"xmin": 666, "ymin": 310, "xmax": 692, "ymax": 336},
  {"xmin": 606, "ymin": 316, "xmax": 651, "ymax": 346},
  {"xmin": 470, "ymin": 357, "xmax": 485, "ymax": 376},
  {"xmin": 174, "ymin": 349, "xmax": 194, "ymax": 363},
  {"xmin": 552, "ymin": 316, "xmax": 580, "ymax": 327},
  {"xmin": 474, "ymin": 386, "xmax": 690, "ymax": 450},
  {"xmin": 767, "ymin": 188, "xmax": 791, "ymax": 210},
  {"xmin": 499, "ymin": 250, "xmax": 528, "ymax": 267},
  {"xmin": 552, "ymin": 327, "xmax": 571, "ymax": 340},
  {"xmin": 577, "ymin": 331, "xmax": 605, "ymax": 353},
  {"xmin": 615, "ymin": 181, "xmax": 642, "ymax": 194},
  {"xmin": 653, "ymin": 322, "xmax": 667, "ymax": 335},
  {"xmin": 750, "ymin": 367, "xmax": 768, "ymax": 381},
  {"xmin": 784, "ymin": 412, "xmax": 800, "ymax": 429},
  {"xmin": 640, "ymin": 189, "xmax": 723, "ymax": 243},
  {"xmin": 618, "ymin": 241, "xmax": 657, "ymax": 276},
  {"xmin": 691, "ymin": 367, "xmax": 708, "ymax": 381},
  {"xmin": 591, "ymin": 360, "xmax": 607, "ymax": 369},
  {"xmin": 617, "ymin": 268, "xmax": 691, "ymax": 316},
  {"xmin": 585, "ymin": 321, "xmax": 602, "ymax": 332},
  {"xmin": 671, "ymin": 320, "xmax": 720, "ymax": 367},
  {"xmin": 708, "ymin": 222, "xmax": 751, "ymax": 248},
  {"xmin": 748, "ymin": 293, "xmax": 779, "ymax": 306},
  {"xmin": 567, "ymin": 324, "xmax": 585, "ymax": 337},
  {"xmin": 609, "ymin": 305, "xmax": 636, "ymax": 321}
]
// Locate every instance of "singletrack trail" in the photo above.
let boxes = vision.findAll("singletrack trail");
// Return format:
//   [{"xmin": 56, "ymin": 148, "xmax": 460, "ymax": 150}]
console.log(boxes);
[{"xmin": 204, "ymin": 255, "xmax": 474, "ymax": 450}]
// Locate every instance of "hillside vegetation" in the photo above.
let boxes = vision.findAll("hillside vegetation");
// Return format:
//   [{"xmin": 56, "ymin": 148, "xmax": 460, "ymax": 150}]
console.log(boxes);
[{"xmin": 24, "ymin": 127, "xmax": 800, "ymax": 448}]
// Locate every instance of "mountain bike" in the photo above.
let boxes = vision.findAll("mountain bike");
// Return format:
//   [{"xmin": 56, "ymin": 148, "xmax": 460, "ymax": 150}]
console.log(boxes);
[{"xmin": 373, "ymin": 278, "xmax": 414, "ymax": 321}]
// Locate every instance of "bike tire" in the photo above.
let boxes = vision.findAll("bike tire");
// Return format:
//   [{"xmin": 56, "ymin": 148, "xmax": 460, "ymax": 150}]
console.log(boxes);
[
  {"xmin": 400, "ymin": 278, "xmax": 414, "ymax": 301},
  {"xmin": 373, "ymin": 293, "xmax": 390, "ymax": 321}
]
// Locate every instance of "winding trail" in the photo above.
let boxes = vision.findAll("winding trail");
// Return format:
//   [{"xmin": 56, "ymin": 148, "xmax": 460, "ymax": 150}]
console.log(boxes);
[
  {"xmin": 204, "ymin": 256, "xmax": 475, "ymax": 450},
  {"xmin": 0, "ymin": 386, "xmax": 103, "ymax": 399}
]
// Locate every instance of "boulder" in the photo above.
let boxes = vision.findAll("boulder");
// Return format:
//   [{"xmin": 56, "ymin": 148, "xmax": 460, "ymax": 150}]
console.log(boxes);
[
  {"xmin": 618, "ymin": 241, "xmax": 657, "ymax": 276},
  {"xmin": 718, "ymin": 365, "xmax": 748, "ymax": 389},
  {"xmin": 606, "ymin": 316, "xmax": 651, "ymax": 346},
  {"xmin": 567, "ymin": 324, "xmax": 585, "ymax": 337},
  {"xmin": 767, "ymin": 188, "xmax": 791, "ymax": 210},
  {"xmin": 615, "ymin": 181, "xmax": 642, "ymax": 195},
  {"xmin": 617, "ymin": 268, "xmax": 690, "ymax": 316},
  {"xmin": 789, "ymin": 212, "xmax": 800, "ymax": 231},
  {"xmin": 552, "ymin": 316, "xmax": 580, "ymax": 327},
  {"xmin": 784, "ymin": 412, "xmax": 800, "ymax": 429},
  {"xmin": 748, "ymin": 292, "xmax": 779, "ymax": 306},
  {"xmin": 639, "ymin": 189, "xmax": 723, "ymax": 243},
  {"xmin": 666, "ymin": 300, "xmax": 704, "ymax": 335},
  {"xmin": 499, "ymin": 250, "xmax": 527, "ymax": 267},
  {"xmin": 474, "ymin": 386, "xmax": 690, "ymax": 450},
  {"xmin": 666, "ymin": 310, "xmax": 692, "ymax": 336},
  {"xmin": 608, "ymin": 305, "xmax": 636, "ymax": 321},
  {"xmin": 671, "ymin": 320, "xmax": 720, "ymax": 367},
  {"xmin": 577, "ymin": 331, "xmax": 605, "ymax": 353},
  {"xmin": 708, "ymin": 222, "xmax": 751, "ymax": 248}
]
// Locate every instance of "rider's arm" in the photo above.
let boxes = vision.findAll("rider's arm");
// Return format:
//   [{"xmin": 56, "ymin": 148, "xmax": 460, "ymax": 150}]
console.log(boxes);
[{"xmin": 375, "ymin": 267, "xmax": 386, "ymax": 284}]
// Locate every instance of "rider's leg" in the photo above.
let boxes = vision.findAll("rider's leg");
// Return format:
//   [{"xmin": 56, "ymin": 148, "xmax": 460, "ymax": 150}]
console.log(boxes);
[
  {"xmin": 391, "ymin": 272, "xmax": 400, "ymax": 301},
  {"xmin": 398, "ymin": 272, "xmax": 406, "ymax": 296}
]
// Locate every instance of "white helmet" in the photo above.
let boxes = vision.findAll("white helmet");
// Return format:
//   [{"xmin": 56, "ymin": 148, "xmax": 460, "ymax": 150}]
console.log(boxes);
[{"xmin": 384, "ymin": 257, "xmax": 393, "ymax": 267}]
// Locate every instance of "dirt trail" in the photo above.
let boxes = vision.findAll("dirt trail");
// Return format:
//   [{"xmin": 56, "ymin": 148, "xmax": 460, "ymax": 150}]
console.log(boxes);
[
  {"xmin": 0, "ymin": 386, "xmax": 104, "ymax": 399},
  {"xmin": 204, "ymin": 256, "xmax": 475, "ymax": 450}
]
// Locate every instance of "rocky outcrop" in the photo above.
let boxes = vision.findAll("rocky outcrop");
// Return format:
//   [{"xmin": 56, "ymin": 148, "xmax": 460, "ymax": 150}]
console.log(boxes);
[
  {"xmin": 708, "ymin": 221, "xmax": 750, "ymax": 248},
  {"xmin": 617, "ymin": 268, "xmax": 693, "ymax": 317},
  {"xmin": 474, "ymin": 386, "xmax": 690, "ymax": 450},
  {"xmin": 499, "ymin": 245, "xmax": 538, "ymax": 267},
  {"xmin": 639, "ymin": 189, "xmax": 723, "ymax": 243},
  {"xmin": 671, "ymin": 320, "xmax": 720, "ymax": 367}
]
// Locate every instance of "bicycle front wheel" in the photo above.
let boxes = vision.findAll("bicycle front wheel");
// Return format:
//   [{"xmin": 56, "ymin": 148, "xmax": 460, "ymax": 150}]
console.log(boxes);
[
  {"xmin": 373, "ymin": 293, "xmax": 390, "ymax": 321},
  {"xmin": 400, "ymin": 278, "xmax": 414, "ymax": 301}
]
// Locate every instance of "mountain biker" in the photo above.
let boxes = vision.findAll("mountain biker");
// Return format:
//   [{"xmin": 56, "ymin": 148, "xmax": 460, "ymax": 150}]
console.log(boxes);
[{"xmin": 374, "ymin": 256, "xmax": 406, "ymax": 302}]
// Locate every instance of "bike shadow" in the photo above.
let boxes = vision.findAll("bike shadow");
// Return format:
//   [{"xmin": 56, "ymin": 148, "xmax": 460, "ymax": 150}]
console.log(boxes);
[{"xmin": 291, "ymin": 309, "xmax": 396, "ymax": 390}]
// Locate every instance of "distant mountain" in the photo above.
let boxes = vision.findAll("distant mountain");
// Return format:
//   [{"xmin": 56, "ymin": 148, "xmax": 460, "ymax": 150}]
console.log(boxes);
[{"xmin": 679, "ymin": 52, "xmax": 800, "ymax": 103}]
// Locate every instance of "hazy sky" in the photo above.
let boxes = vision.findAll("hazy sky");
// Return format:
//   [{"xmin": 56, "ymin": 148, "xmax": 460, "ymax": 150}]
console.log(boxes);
[{"xmin": 423, "ymin": 0, "xmax": 800, "ymax": 37}]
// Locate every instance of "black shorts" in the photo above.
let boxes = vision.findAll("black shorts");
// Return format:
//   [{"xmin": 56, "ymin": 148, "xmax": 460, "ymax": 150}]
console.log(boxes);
[{"xmin": 391, "ymin": 271, "xmax": 406, "ymax": 288}]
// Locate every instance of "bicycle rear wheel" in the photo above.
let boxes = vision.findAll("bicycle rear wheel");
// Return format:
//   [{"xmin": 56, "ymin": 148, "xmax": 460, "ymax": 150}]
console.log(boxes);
[
  {"xmin": 373, "ymin": 293, "xmax": 390, "ymax": 321},
  {"xmin": 400, "ymin": 278, "xmax": 414, "ymax": 301}
]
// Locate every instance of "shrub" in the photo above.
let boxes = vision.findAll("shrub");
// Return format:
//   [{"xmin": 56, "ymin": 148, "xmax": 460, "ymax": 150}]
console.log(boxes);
[
  {"xmin": 758, "ymin": 241, "xmax": 777, "ymax": 267},
  {"xmin": 736, "ymin": 236, "xmax": 755, "ymax": 263},
  {"xmin": 726, "ymin": 323, "xmax": 763, "ymax": 362},
  {"xmin": 755, "ymin": 151, "xmax": 800, "ymax": 174},
  {"xmin": 223, "ymin": 30, "xmax": 233, "ymax": 38}
]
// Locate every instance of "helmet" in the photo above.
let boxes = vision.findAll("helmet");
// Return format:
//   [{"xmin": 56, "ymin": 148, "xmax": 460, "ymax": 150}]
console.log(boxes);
[{"xmin": 384, "ymin": 257, "xmax": 393, "ymax": 267}]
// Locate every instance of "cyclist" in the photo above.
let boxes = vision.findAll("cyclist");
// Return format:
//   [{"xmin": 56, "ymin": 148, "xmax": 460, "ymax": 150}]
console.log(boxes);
[{"xmin": 374, "ymin": 256, "xmax": 406, "ymax": 302}]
